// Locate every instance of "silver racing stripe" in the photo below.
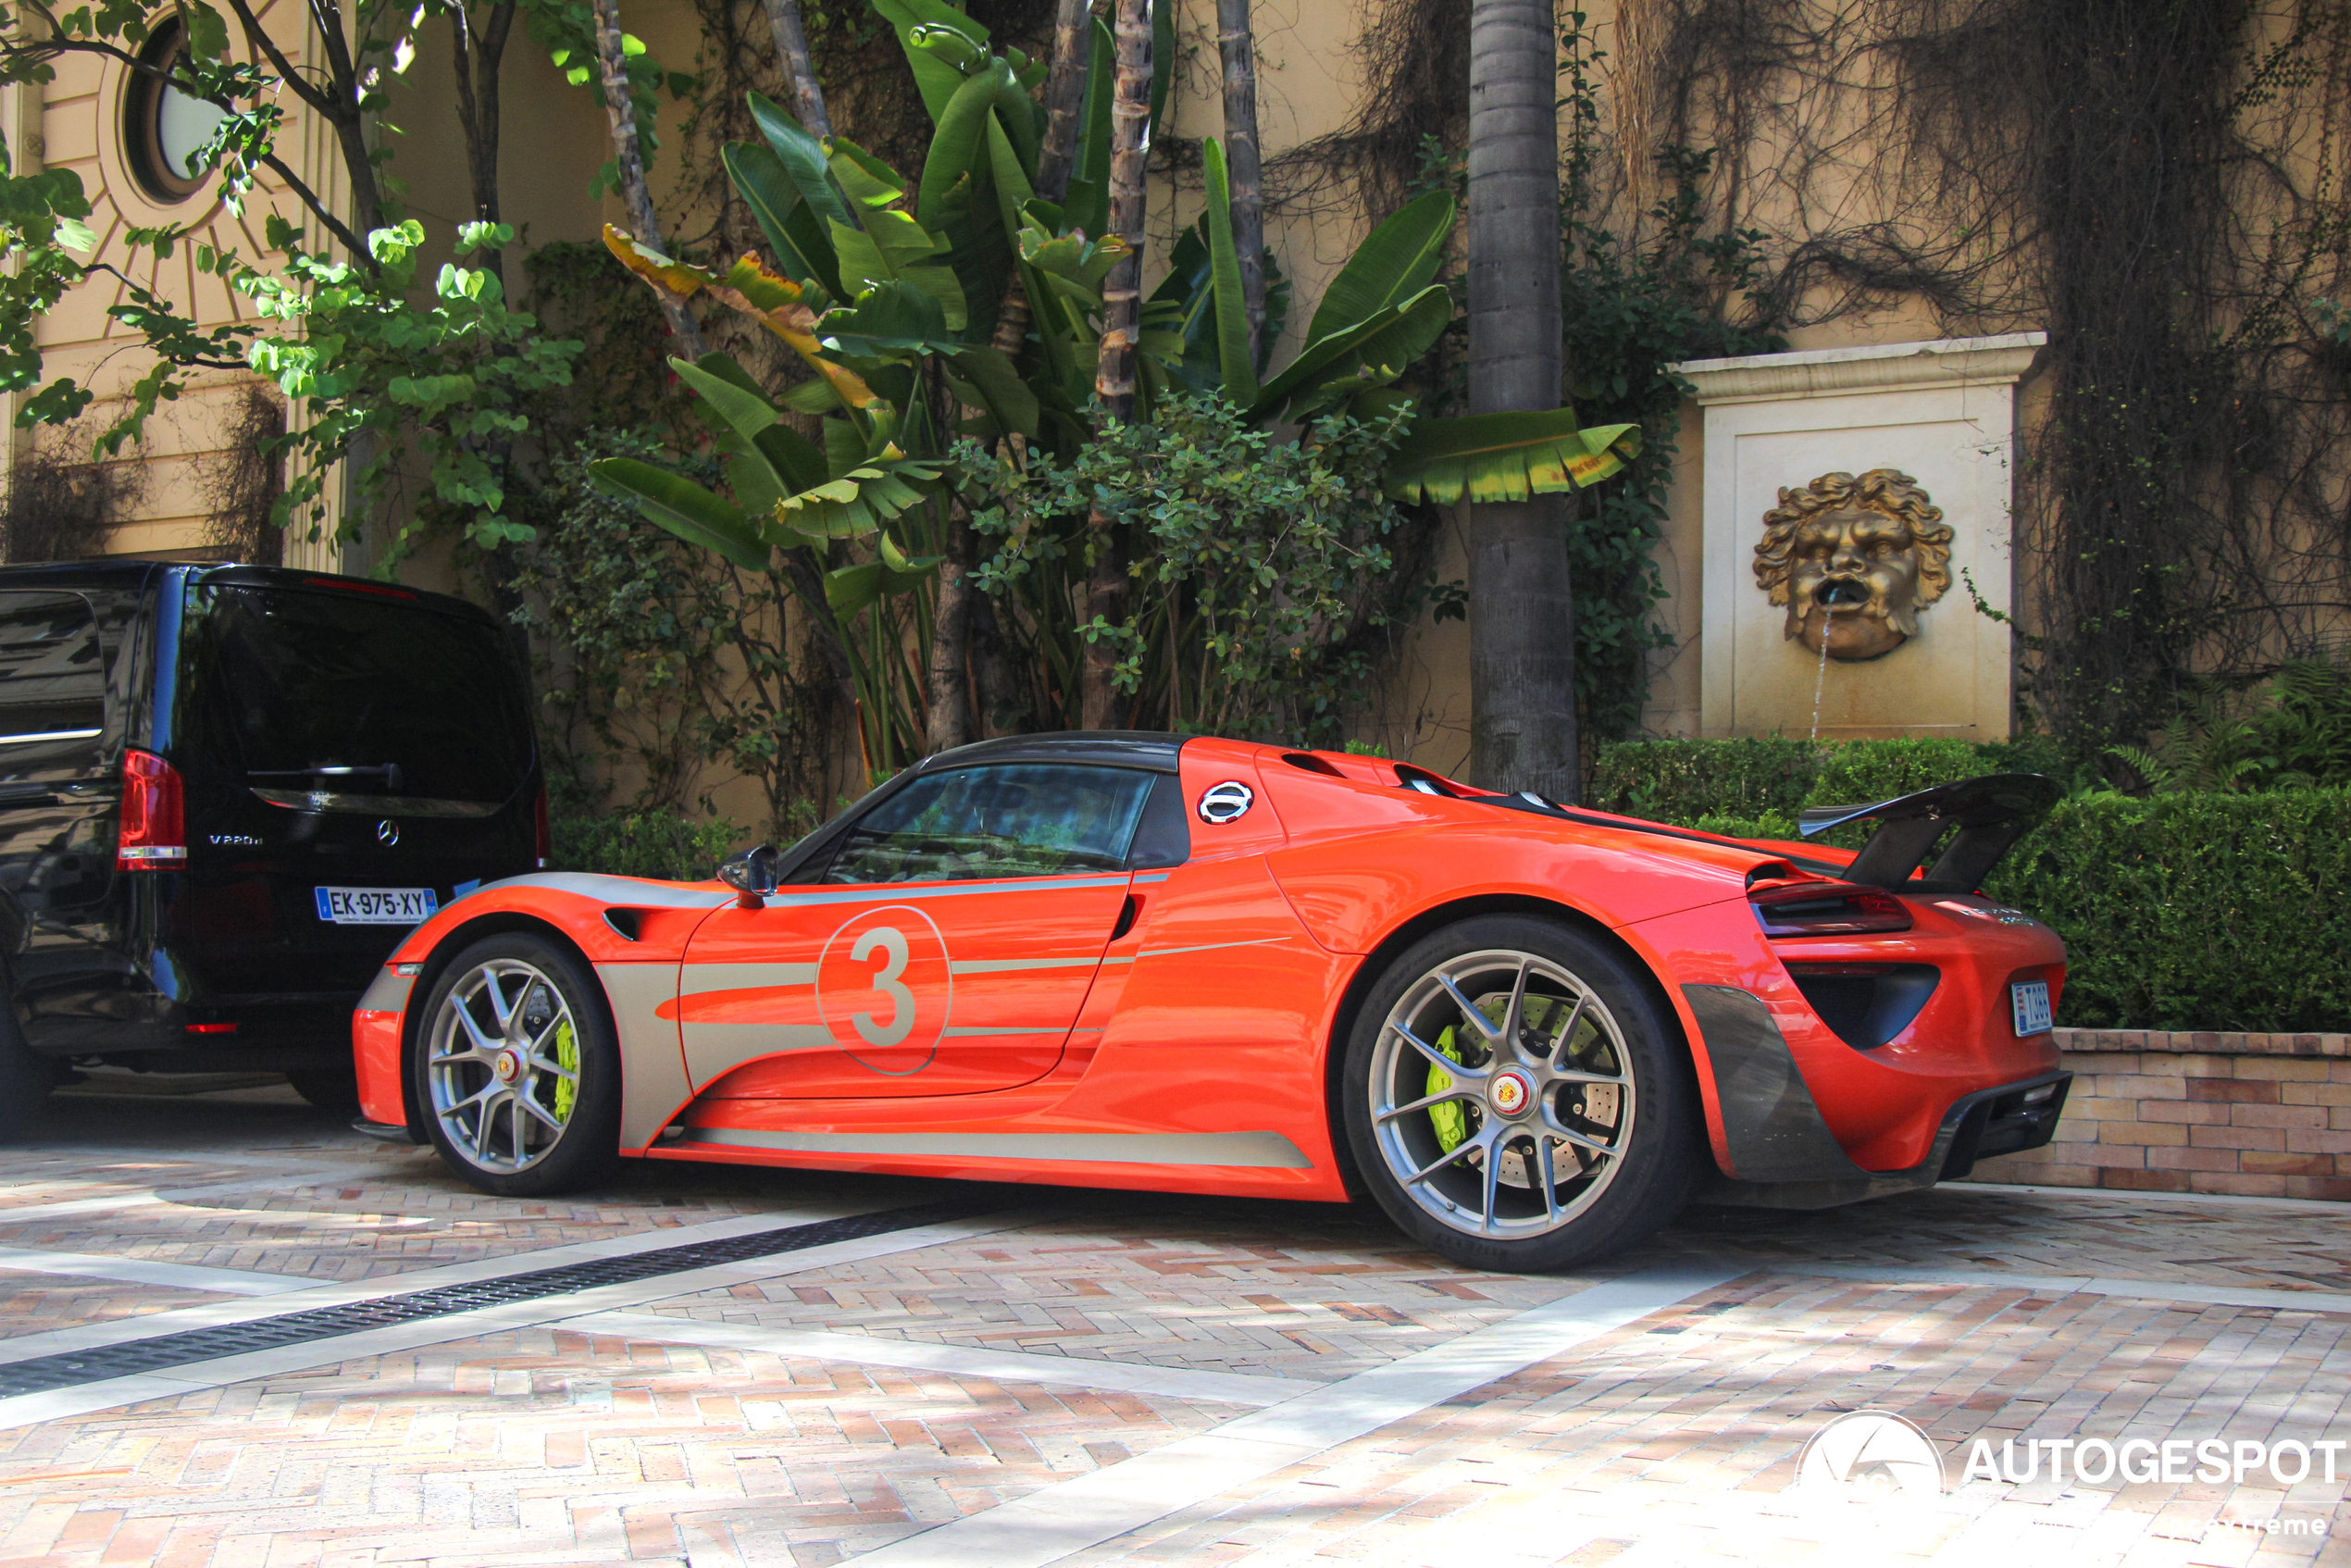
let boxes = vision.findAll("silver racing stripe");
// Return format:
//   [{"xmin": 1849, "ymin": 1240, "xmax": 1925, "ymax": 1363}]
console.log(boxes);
[
  {"xmin": 684, "ymin": 1127, "xmax": 1313, "ymax": 1168},
  {"xmin": 499, "ymin": 873, "xmax": 737, "ymax": 909},
  {"xmin": 948, "ymin": 955, "xmax": 1100, "ymax": 976},
  {"xmin": 681, "ymin": 963, "xmax": 819, "ymax": 993}
]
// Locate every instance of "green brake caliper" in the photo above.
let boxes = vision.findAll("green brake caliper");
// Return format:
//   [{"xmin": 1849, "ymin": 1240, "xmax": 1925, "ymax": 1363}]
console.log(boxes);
[
  {"xmin": 553, "ymin": 1019, "xmax": 578, "ymax": 1120},
  {"xmin": 1425, "ymin": 1025, "xmax": 1466, "ymax": 1152}
]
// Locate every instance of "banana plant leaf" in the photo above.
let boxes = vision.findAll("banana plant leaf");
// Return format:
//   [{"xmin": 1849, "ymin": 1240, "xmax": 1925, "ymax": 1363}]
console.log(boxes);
[
  {"xmin": 673, "ymin": 355, "xmax": 828, "ymax": 493},
  {"xmin": 603, "ymin": 230, "xmax": 877, "ymax": 415},
  {"xmin": 589, "ymin": 458, "xmax": 770, "ymax": 571},
  {"xmin": 825, "ymin": 533, "xmax": 948, "ymax": 617},
  {"xmin": 723, "ymin": 141, "xmax": 842, "ymax": 299},
  {"xmin": 818, "ymin": 280, "xmax": 964, "ymax": 355},
  {"xmin": 1245, "ymin": 284, "xmax": 1449, "ymax": 422},
  {"xmin": 777, "ymin": 449, "xmax": 951, "ymax": 540},
  {"xmin": 1304, "ymin": 189, "xmax": 1454, "ymax": 344},
  {"xmin": 870, "ymin": 0, "xmax": 993, "ymax": 123},
  {"xmin": 1381, "ymin": 412, "xmax": 1644, "ymax": 505},
  {"xmin": 1199, "ymin": 139, "xmax": 1257, "ymax": 408},
  {"xmin": 746, "ymin": 93, "xmax": 855, "ymax": 238}
]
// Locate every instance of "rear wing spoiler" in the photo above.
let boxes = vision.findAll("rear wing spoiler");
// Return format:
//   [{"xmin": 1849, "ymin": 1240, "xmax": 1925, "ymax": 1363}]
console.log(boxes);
[{"xmin": 1797, "ymin": 773, "xmax": 2062, "ymax": 891}]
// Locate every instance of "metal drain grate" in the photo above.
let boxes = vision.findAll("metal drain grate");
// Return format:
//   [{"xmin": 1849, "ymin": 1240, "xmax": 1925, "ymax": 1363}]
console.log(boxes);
[{"xmin": 0, "ymin": 1199, "xmax": 984, "ymax": 1400}]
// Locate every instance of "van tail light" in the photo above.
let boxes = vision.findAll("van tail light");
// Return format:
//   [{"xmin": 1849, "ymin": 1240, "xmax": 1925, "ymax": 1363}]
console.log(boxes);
[
  {"xmin": 1748, "ymin": 878, "xmax": 1913, "ymax": 937},
  {"xmin": 117, "ymin": 748, "xmax": 188, "ymax": 870},
  {"xmin": 533, "ymin": 785, "xmax": 551, "ymax": 869}
]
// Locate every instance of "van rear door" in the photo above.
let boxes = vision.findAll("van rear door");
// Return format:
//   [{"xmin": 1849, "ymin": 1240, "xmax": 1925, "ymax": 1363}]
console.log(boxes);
[{"xmin": 172, "ymin": 577, "xmax": 538, "ymax": 1000}]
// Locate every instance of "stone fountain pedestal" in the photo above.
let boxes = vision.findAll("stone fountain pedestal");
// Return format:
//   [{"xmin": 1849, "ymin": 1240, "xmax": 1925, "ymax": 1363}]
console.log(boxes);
[{"xmin": 1666, "ymin": 333, "xmax": 2045, "ymax": 741}]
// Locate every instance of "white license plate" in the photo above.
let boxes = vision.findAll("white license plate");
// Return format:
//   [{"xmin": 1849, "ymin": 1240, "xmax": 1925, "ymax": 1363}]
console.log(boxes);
[
  {"xmin": 2011, "ymin": 978, "xmax": 2053, "ymax": 1037},
  {"xmin": 315, "ymin": 886, "xmax": 438, "ymax": 926}
]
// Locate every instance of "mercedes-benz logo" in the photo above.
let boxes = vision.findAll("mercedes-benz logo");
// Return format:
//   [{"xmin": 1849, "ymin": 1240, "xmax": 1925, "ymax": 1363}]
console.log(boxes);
[
  {"xmin": 375, "ymin": 819, "xmax": 400, "ymax": 847},
  {"xmin": 1198, "ymin": 781, "xmax": 1254, "ymax": 825}
]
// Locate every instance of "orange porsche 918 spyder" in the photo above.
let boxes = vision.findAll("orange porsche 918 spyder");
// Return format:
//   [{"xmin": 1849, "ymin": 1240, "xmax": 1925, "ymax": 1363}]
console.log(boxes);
[{"xmin": 350, "ymin": 732, "xmax": 2071, "ymax": 1272}]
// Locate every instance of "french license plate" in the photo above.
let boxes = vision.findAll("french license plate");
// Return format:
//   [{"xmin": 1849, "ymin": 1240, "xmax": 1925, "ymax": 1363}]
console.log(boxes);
[
  {"xmin": 315, "ymin": 886, "xmax": 437, "ymax": 926},
  {"xmin": 2010, "ymin": 978, "xmax": 2054, "ymax": 1037}
]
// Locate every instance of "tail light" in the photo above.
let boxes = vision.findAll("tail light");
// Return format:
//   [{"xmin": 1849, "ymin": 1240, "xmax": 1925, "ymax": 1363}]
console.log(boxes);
[
  {"xmin": 117, "ymin": 748, "xmax": 187, "ymax": 869},
  {"xmin": 1749, "ymin": 878, "xmax": 1913, "ymax": 937},
  {"xmin": 533, "ymin": 785, "xmax": 551, "ymax": 869}
]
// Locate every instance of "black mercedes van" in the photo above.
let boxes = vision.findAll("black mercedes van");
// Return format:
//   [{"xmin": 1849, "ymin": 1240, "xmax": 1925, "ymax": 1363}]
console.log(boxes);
[{"xmin": 0, "ymin": 561, "xmax": 543, "ymax": 1126}]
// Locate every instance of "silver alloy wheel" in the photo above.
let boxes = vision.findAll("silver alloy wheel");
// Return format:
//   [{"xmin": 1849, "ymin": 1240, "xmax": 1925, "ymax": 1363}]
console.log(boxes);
[
  {"xmin": 1366, "ymin": 947, "xmax": 1636, "ymax": 1239},
  {"xmin": 426, "ymin": 958, "xmax": 582, "ymax": 1175}
]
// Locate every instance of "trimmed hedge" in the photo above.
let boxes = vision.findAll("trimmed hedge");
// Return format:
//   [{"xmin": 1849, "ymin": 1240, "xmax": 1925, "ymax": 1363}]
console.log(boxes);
[{"xmin": 1591, "ymin": 739, "xmax": 2349, "ymax": 1031}]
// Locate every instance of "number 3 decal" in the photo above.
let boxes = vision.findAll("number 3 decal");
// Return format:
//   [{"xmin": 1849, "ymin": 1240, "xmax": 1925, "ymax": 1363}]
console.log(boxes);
[
  {"xmin": 848, "ymin": 925, "xmax": 914, "ymax": 1048},
  {"xmin": 816, "ymin": 905, "xmax": 951, "ymax": 1073}
]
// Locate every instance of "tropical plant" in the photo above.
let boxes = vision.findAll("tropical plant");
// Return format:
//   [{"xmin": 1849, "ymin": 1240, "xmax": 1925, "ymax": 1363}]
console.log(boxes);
[
  {"xmin": 2108, "ymin": 660, "xmax": 2351, "ymax": 794},
  {"xmin": 590, "ymin": 0, "xmax": 1642, "ymax": 765}
]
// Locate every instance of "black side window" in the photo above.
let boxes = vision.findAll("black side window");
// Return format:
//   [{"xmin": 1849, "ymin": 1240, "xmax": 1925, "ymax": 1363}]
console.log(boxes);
[
  {"xmin": 825, "ymin": 765, "xmax": 1157, "ymax": 884},
  {"xmin": 0, "ymin": 592, "xmax": 105, "ymax": 773}
]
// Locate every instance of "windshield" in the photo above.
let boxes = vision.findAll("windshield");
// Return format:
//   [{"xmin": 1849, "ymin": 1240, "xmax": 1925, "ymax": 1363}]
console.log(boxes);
[{"xmin": 181, "ymin": 582, "xmax": 532, "ymax": 804}]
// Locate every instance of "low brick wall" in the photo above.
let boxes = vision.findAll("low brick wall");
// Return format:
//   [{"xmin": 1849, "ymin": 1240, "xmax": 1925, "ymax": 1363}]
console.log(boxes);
[{"xmin": 1964, "ymin": 1027, "xmax": 2351, "ymax": 1198}]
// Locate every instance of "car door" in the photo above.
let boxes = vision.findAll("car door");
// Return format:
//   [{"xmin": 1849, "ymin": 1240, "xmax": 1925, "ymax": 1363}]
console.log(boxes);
[{"xmin": 678, "ymin": 761, "xmax": 1158, "ymax": 1099}]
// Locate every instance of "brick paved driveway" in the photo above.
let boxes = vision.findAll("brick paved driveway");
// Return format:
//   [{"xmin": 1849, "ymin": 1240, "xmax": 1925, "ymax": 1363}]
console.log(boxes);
[{"xmin": 0, "ymin": 1077, "xmax": 2345, "ymax": 1568}]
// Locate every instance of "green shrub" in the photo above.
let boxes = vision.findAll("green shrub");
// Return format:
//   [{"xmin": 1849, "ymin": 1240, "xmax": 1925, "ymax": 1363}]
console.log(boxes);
[
  {"xmin": 1976, "ymin": 790, "xmax": 2351, "ymax": 1032},
  {"xmin": 1594, "ymin": 738, "xmax": 2349, "ymax": 1030},
  {"xmin": 551, "ymin": 811, "xmax": 743, "ymax": 882}
]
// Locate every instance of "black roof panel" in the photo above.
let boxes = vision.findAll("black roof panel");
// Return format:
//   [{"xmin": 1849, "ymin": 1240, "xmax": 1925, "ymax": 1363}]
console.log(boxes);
[{"xmin": 916, "ymin": 731, "xmax": 1188, "ymax": 774}]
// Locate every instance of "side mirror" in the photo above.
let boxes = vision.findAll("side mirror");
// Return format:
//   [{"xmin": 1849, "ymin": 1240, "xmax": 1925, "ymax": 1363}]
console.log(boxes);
[{"xmin": 716, "ymin": 845, "xmax": 778, "ymax": 909}]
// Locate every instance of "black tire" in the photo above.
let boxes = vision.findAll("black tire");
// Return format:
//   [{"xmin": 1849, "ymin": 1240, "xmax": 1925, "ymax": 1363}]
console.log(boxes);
[
  {"xmin": 1340, "ymin": 914, "xmax": 1701, "ymax": 1273},
  {"xmin": 286, "ymin": 1069, "xmax": 362, "ymax": 1115},
  {"xmin": 0, "ymin": 985, "xmax": 53, "ymax": 1140},
  {"xmin": 411, "ymin": 932, "xmax": 621, "ymax": 1197}
]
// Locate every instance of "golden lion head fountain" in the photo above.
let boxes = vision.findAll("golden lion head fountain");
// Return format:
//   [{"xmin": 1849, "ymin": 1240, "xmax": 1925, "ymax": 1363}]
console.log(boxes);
[{"xmin": 1752, "ymin": 468, "xmax": 1955, "ymax": 661}]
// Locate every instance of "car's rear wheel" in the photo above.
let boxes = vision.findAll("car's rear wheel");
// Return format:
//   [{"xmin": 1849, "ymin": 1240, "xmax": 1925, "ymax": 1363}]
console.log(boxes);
[
  {"xmin": 1341, "ymin": 915, "xmax": 1700, "ymax": 1272},
  {"xmin": 414, "ymin": 934, "xmax": 620, "ymax": 1196}
]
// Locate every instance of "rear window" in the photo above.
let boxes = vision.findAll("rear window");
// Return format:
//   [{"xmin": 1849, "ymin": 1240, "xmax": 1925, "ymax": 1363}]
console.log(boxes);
[
  {"xmin": 0, "ymin": 591, "xmax": 105, "ymax": 755},
  {"xmin": 181, "ymin": 583, "xmax": 531, "ymax": 804}
]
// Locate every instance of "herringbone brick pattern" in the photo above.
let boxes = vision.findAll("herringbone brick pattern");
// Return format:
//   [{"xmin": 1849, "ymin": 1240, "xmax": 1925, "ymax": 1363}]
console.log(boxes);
[
  {"xmin": 647, "ymin": 1202, "xmax": 1584, "ymax": 1383},
  {"xmin": 1052, "ymin": 1273, "xmax": 2351, "ymax": 1568},
  {"xmin": 0, "ymin": 1323, "xmax": 1247, "ymax": 1566},
  {"xmin": 0, "ymin": 1277, "xmax": 220, "ymax": 1338}
]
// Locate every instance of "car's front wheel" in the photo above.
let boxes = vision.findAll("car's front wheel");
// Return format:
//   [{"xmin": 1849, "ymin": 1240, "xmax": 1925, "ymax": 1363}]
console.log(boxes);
[
  {"xmin": 1341, "ymin": 915, "xmax": 1700, "ymax": 1272},
  {"xmin": 414, "ymin": 934, "xmax": 620, "ymax": 1196}
]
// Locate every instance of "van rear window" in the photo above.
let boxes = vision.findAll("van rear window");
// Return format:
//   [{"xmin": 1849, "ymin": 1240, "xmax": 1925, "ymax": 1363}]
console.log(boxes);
[
  {"xmin": 0, "ymin": 592, "xmax": 105, "ymax": 751},
  {"xmin": 183, "ymin": 584, "xmax": 531, "ymax": 804}
]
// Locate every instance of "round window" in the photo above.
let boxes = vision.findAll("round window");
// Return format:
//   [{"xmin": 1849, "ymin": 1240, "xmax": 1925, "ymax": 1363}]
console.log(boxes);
[{"xmin": 122, "ymin": 20, "xmax": 231, "ymax": 203}]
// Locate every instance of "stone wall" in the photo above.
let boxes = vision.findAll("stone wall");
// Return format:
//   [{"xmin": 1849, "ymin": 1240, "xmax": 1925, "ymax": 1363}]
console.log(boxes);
[{"xmin": 1964, "ymin": 1027, "xmax": 2351, "ymax": 1199}]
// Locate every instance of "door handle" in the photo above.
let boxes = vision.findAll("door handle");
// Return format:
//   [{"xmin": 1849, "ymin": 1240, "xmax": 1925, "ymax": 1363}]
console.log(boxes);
[{"xmin": 1110, "ymin": 894, "xmax": 1139, "ymax": 942}]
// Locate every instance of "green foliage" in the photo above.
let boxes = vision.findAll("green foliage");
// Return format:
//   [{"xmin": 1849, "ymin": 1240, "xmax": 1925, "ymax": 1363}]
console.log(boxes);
[
  {"xmin": 1589, "ymin": 735, "xmax": 2348, "ymax": 1030},
  {"xmin": 958, "ymin": 393, "xmax": 1421, "ymax": 743},
  {"xmin": 2108, "ymin": 661, "xmax": 2351, "ymax": 793},
  {"xmin": 516, "ymin": 433, "xmax": 837, "ymax": 834},
  {"xmin": 243, "ymin": 219, "xmax": 582, "ymax": 555},
  {"xmin": 1983, "ymin": 790, "xmax": 2351, "ymax": 1033},
  {"xmin": 1557, "ymin": 17, "xmax": 1785, "ymax": 746},
  {"xmin": 550, "ymin": 808, "xmax": 746, "ymax": 881}
]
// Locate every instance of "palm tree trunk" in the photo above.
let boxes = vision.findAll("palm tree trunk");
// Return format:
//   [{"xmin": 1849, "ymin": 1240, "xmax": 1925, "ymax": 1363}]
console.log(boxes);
[
  {"xmin": 1082, "ymin": 0, "xmax": 1152, "ymax": 730},
  {"xmin": 762, "ymin": 0, "xmax": 830, "ymax": 137},
  {"xmin": 589, "ymin": 0, "xmax": 706, "ymax": 359},
  {"xmin": 1215, "ymin": 0, "xmax": 1266, "ymax": 361},
  {"xmin": 1034, "ymin": 0, "xmax": 1094, "ymax": 204},
  {"xmin": 1465, "ymin": 0, "xmax": 1575, "ymax": 799}
]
